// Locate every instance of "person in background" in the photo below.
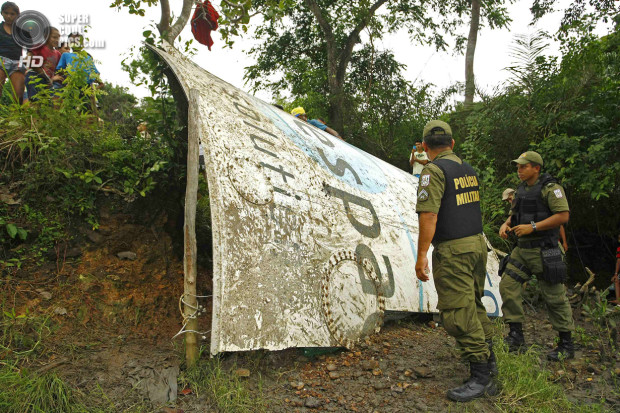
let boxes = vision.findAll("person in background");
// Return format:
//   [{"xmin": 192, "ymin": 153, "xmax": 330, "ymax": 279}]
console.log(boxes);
[
  {"xmin": 502, "ymin": 188, "xmax": 515, "ymax": 205},
  {"xmin": 55, "ymin": 33, "xmax": 104, "ymax": 114},
  {"xmin": 559, "ymin": 225, "xmax": 568, "ymax": 252},
  {"xmin": 504, "ymin": 187, "xmax": 568, "ymax": 252},
  {"xmin": 25, "ymin": 27, "xmax": 61, "ymax": 101},
  {"xmin": 55, "ymin": 33, "xmax": 104, "ymax": 89},
  {"xmin": 499, "ymin": 151, "xmax": 575, "ymax": 361},
  {"xmin": 0, "ymin": 1, "xmax": 25, "ymax": 104},
  {"xmin": 57, "ymin": 42, "xmax": 70, "ymax": 55},
  {"xmin": 410, "ymin": 141, "xmax": 429, "ymax": 178},
  {"xmin": 291, "ymin": 107, "xmax": 342, "ymax": 140}
]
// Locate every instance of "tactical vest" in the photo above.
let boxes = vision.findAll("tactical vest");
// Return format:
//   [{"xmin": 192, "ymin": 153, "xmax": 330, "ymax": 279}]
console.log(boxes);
[
  {"xmin": 432, "ymin": 158, "xmax": 483, "ymax": 244},
  {"xmin": 510, "ymin": 173, "xmax": 559, "ymax": 246}
]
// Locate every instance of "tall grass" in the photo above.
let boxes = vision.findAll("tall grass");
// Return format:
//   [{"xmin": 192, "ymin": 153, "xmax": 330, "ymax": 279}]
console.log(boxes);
[
  {"xmin": 179, "ymin": 355, "xmax": 265, "ymax": 413},
  {"xmin": 0, "ymin": 366, "xmax": 79, "ymax": 413},
  {"xmin": 493, "ymin": 338, "xmax": 605, "ymax": 413}
]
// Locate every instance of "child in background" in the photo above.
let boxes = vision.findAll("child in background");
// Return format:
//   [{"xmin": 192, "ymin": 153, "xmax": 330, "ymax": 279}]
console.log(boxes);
[
  {"xmin": 55, "ymin": 33, "xmax": 104, "ymax": 114},
  {"xmin": 25, "ymin": 26, "xmax": 61, "ymax": 100},
  {"xmin": 57, "ymin": 42, "xmax": 70, "ymax": 55},
  {"xmin": 409, "ymin": 142, "xmax": 429, "ymax": 178},
  {"xmin": 55, "ymin": 33, "xmax": 103, "ymax": 89}
]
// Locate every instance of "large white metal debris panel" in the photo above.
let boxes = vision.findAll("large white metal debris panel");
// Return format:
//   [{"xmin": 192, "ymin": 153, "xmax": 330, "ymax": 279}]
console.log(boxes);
[{"xmin": 148, "ymin": 43, "xmax": 503, "ymax": 355}]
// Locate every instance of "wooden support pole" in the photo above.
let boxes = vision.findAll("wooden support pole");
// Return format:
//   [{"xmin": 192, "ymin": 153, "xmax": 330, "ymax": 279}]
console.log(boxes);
[{"xmin": 183, "ymin": 89, "xmax": 200, "ymax": 367}]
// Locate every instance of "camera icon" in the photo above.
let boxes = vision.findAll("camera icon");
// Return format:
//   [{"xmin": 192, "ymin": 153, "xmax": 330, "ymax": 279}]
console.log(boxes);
[{"xmin": 12, "ymin": 10, "xmax": 51, "ymax": 49}]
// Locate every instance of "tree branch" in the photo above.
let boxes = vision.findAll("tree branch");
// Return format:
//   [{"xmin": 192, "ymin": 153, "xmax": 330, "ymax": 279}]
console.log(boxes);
[
  {"xmin": 303, "ymin": 0, "xmax": 336, "ymax": 46},
  {"xmin": 157, "ymin": 0, "xmax": 171, "ymax": 37},
  {"xmin": 338, "ymin": 0, "xmax": 389, "ymax": 77},
  {"xmin": 168, "ymin": 0, "xmax": 196, "ymax": 43}
]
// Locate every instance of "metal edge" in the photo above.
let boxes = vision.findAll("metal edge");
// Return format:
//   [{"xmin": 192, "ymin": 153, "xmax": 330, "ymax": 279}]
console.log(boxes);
[{"xmin": 145, "ymin": 41, "xmax": 225, "ymax": 355}]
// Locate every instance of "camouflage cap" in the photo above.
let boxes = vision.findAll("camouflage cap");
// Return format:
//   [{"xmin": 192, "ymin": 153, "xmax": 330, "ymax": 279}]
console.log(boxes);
[
  {"xmin": 511, "ymin": 151, "xmax": 544, "ymax": 167},
  {"xmin": 423, "ymin": 120, "xmax": 452, "ymax": 139}
]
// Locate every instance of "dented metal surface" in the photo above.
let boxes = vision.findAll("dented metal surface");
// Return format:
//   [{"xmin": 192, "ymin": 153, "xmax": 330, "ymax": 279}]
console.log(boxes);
[{"xmin": 148, "ymin": 42, "xmax": 503, "ymax": 355}]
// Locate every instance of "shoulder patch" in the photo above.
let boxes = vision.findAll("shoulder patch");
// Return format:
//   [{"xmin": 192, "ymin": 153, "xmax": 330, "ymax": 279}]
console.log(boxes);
[
  {"xmin": 418, "ymin": 189, "xmax": 429, "ymax": 201},
  {"xmin": 420, "ymin": 174, "xmax": 430, "ymax": 187},
  {"xmin": 553, "ymin": 188, "xmax": 563, "ymax": 198}
]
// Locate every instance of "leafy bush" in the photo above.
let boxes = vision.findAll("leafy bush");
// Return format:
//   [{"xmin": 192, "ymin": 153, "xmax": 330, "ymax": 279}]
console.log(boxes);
[
  {"xmin": 448, "ymin": 26, "xmax": 620, "ymax": 265},
  {"xmin": 0, "ymin": 55, "xmax": 183, "ymax": 271}
]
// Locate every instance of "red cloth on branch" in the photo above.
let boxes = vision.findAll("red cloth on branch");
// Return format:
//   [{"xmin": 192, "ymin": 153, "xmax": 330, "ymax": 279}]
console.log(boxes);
[{"xmin": 191, "ymin": 1, "xmax": 220, "ymax": 50}]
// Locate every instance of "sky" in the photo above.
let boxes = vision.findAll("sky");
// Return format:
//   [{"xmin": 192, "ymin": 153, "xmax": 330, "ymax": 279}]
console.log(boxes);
[{"xmin": 19, "ymin": 0, "xmax": 613, "ymax": 102}]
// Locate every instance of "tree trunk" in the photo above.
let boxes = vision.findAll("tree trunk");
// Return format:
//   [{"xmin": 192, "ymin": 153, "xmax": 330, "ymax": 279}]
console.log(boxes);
[
  {"xmin": 327, "ymin": 55, "xmax": 345, "ymax": 134},
  {"xmin": 304, "ymin": 0, "xmax": 389, "ymax": 136},
  {"xmin": 465, "ymin": 0, "xmax": 481, "ymax": 106}
]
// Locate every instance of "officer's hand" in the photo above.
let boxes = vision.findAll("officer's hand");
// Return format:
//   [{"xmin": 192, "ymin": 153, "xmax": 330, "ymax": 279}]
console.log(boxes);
[
  {"xmin": 563, "ymin": 242, "xmax": 569, "ymax": 251},
  {"xmin": 512, "ymin": 224, "xmax": 534, "ymax": 237},
  {"xmin": 415, "ymin": 256, "xmax": 430, "ymax": 282},
  {"xmin": 499, "ymin": 223, "xmax": 511, "ymax": 239}
]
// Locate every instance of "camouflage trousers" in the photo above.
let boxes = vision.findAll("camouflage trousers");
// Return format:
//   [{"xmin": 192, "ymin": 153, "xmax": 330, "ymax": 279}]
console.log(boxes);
[
  {"xmin": 499, "ymin": 245, "xmax": 575, "ymax": 332},
  {"xmin": 432, "ymin": 234, "xmax": 493, "ymax": 363}
]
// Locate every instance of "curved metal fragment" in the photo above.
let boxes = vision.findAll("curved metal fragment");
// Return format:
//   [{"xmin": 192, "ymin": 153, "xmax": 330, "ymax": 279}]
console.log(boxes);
[{"xmin": 147, "ymin": 42, "xmax": 503, "ymax": 355}]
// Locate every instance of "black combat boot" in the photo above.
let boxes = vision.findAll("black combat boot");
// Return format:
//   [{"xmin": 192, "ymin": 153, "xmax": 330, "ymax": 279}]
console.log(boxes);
[
  {"xmin": 487, "ymin": 339, "xmax": 498, "ymax": 377},
  {"xmin": 547, "ymin": 331, "xmax": 575, "ymax": 361},
  {"xmin": 447, "ymin": 361, "xmax": 498, "ymax": 402},
  {"xmin": 504, "ymin": 322, "xmax": 525, "ymax": 353}
]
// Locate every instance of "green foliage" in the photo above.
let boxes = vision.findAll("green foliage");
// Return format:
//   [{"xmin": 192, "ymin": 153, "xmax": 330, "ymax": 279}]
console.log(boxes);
[
  {"xmin": 109, "ymin": 0, "xmax": 159, "ymax": 17},
  {"xmin": 531, "ymin": 0, "xmax": 619, "ymax": 44},
  {"xmin": 581, "ymin": 289, "xmax": 620, "ymax": 360},
  {"xmin": 449, "ymin": 26, "xmax": 620, "ymax": 247},
  {"xmin": 1, "ymin": 307, "xmax": 50, "ymax": 364},
  {"xmin": 344, "ymin": 46, "xmax": 456, "ymax": 166},
  {"xmin": 98, "ymin": 84, "xmax": 139, "ymax": 138},
  {"xmin": 0, "ymin": 51, "xmax": 185, "ymax": 270}
]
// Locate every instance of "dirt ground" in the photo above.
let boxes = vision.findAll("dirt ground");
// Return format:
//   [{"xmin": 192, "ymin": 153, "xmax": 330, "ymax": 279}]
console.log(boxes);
[{"xmin": 3, "ymin": 213, "xmax": 619, "ymax": 412}]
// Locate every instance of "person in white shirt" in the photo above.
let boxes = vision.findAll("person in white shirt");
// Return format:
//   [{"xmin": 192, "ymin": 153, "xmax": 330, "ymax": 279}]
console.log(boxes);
[{"xmin": 409, "ymin": 142, "xmax": 429, "ymax": 177}]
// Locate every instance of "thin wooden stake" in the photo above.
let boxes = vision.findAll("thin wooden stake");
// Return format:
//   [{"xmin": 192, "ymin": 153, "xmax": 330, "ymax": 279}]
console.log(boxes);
[{"xmin": 183, "ymin": 89, "xmax": 200, "ymax": 367}]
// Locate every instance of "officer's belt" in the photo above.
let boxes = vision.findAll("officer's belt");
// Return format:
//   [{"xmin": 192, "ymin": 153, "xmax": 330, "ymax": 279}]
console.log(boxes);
[
  {"xmin": 517, "ymin": 237, "xmax": 555, "ymax": 249},
  {"xmin": 504, "ymin": 257, "xmax": 531, "ymax": 284}
]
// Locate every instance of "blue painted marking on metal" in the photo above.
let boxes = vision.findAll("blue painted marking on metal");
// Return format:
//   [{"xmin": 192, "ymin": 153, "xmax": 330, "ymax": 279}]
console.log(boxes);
[
  {"xmin": 486, "ymin": 271, "xmax": 493, "ymax": 287},
  {"xmin": 396, "ymin": 210, "xmax": 423, "ymax": 312},
  {"xmin": 252, "ymin": 99, "xmax": 388, "ymax": 194},
  {"xmin": 483, "ymin": 290, "xmax": 500, "ymax": 317}
]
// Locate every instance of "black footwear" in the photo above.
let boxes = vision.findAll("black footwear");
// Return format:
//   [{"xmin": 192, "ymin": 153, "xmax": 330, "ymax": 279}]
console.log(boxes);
[
  {"xmin": 487, "ymin": 339, "xmax": 498, "ymax": 377},
  {"xmin": 504, "ymin": 323, "xmax": 525, "ymax": 353},
  {"xmin": 547, "ymin": 331, "xmax": 575, "ymax": 361},
  {"xmin": 447, "ymin": 362, "xmax": 498, "ymax": 402}
]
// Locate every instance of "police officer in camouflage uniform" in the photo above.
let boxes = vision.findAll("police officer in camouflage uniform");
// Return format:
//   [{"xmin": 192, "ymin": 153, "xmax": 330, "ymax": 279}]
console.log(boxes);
[
  {"xmin": 499, "ymin": 151, "xmax": 575, "ymax": 361},
  {"xmin": 415, "ymin": 120, "xmax": 497, "ymax": 402}
]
